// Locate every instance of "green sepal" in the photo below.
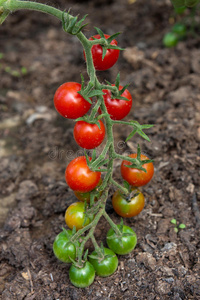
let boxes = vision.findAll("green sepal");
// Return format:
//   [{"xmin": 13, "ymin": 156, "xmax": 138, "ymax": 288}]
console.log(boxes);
[
  {"xmin": 94, "ymin": 27, "xmax": 105, "ymax": 38},
  {"xmin": 125, "ymin": 121, "xmax": 153, "ymax": 143},
  {"xmin": 124, "ymin": 144, "xmax": 154, "ymax": 171},
  {"xmin": 87, "ymin": 89, "xmax": 105, "ymax": 98},
  {"xmin": 62, "ymin": 10, "xmax": 88, "ymax": 35},
  {"xmin": 0, "ymin": 5, "xmax": 9, "ymax": 25},
  {"xmin": 106, "ymin": 32, "xmax": 121, "ymax": 43}
]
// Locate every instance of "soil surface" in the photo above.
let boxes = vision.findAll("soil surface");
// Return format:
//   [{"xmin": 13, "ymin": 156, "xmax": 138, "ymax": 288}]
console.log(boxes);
[{"xmin": 0, "ymin": 0, "xmax": 200, "ymax": 299}]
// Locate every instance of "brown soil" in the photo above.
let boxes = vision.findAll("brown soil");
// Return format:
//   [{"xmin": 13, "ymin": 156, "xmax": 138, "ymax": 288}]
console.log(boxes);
[{"xmin": 0, "ymin": 0, "xmax": 200, "ymax": 299}]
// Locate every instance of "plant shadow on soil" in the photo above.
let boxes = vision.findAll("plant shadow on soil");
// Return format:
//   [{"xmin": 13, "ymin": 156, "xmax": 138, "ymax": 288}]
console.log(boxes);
[{"xmin": 0, "ymin": 0, "xmax": 200, "ymax": 299}]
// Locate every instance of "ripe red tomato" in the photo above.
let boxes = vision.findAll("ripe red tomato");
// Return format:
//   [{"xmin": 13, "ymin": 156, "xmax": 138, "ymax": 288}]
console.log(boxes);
[
  {"xmin": 84, "ymin": 34, "xmax": 120, "ymax": 71},
  {"xmin": 65, "ymin": 156, "xmax": 101, "ymax": 192},
  {"xmin": 54, "ymin": 82, "xmax": 91, "ymax": 119},
  {"xmin": 65, "ymin": 202, "xmax": 92, "ymax": 231},
  {"xmin": 121, "ymin": 153, "xmax": 154, "ymax": 187},
  {"xmin": 73, "ymin": 120, "xmax": 105, "ymax": 149},
  {"xmin": 102, "ymin": 85, "xmax": 132, "ymax": 120},
  {"xmin": 112, "ymin": 188, "xmax": 145, "ymax": 218}
]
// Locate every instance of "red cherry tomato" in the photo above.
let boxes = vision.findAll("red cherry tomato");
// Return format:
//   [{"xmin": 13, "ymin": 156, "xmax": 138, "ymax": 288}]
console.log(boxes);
[
  {"xmin": 84, "ymin": 34, "xmax": 120, "ymax": 71},
  {"xmin": 112, "ymin": 188, "xmax": 145, "ymax": 218},
  {"xmin": 54, "ymin": 82, "xmax": 91, "ymax": 119},
  {"xmin": 73, "ymin": 120, "xmax": 105, "ymax": 149},
  {"xmin": 65, "ymin": 156, "xmax": 101, "ymax": 192},
  {"xmin": 121, "ymin": 153, "xmax": 154, "ymax": 187},
  {"xmin": 102, "ymin": 85, "xmax": 132, "ymax": 120}
]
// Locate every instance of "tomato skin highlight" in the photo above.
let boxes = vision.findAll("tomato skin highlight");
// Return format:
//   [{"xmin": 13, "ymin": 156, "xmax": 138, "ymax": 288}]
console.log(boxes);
[
  {"xmin": 106, "ymin": 225, "xmax": 137, "ymax": 255},
  {"xmin": 69, "ymin": 261, "xmax": 95, "ymax": 288},
  {"xmin": 53, "ymin": 230, "xmax": 76, "ymax": 263},
  {"xmin": 112, "ymin": 188, "xmax": 145, "ymax": 218},
  {"xmin": 121, "ymin": 153, "xmax": 154, "ymax": 187},
  {"xmin": 89, "ymin": 247, "xmax": 118, "ymax": 277},
  {"xmin": 65, "ymin": 202, "xmax": 92, "ymax": 231},
  {"xmin": 73, "ymin": 120, "xmax": 105, "ymax": 149},
  {"xmin": 65, "ymin": 156, "xmax": 101, "ymax": 192},
  {"xmin": 102, "ymin": 85, "xmax": 132, "ymax": 120},
  {"xmin": 84, "ymin": 34, "xmax": 120, "ymax": 71},
  {"xmin": 54, "ymin": 82, "xmax": 91, "ymax": 119}
]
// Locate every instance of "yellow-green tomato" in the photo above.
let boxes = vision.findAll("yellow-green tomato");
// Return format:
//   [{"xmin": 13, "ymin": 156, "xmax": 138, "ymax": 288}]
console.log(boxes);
[
  {"xmin": 89, "ymin": 247, "xmax": 118, "ymax": 277},
  {"xmin": 65, "ymin": 202, "xmax": 92, "ymax": 231},
  {"xmin": 53, "ymin": 230, "xmax": 76, "ymax": 263}
]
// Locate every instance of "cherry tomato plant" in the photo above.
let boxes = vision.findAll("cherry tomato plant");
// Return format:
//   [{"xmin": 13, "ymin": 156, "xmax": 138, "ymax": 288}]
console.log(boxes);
[
  {"xmin": 1, "ymin": 0, "xmax": 155, "ymax": 288},
  {"xmin": 163, "ymin": 0, "xmax": 200, "ymax": 47}
]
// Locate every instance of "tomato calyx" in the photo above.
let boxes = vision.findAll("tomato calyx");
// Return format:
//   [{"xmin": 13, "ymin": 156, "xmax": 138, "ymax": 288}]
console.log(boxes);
[
  {"xmin": 62, "ymin": 10, "xmax": 88, "ymax": 35},
  {"xmin": 106, "ymin": 219, "xmax": 136, "ymax": 245},
  {"xmin": 91, "ymin": 28, "xmax": 124, "ymax": 59},
  {"xmin": 105, "ymin": 73, "xmax": 130, "ymax": 101},
  {"xmin": 124, "ymin": 144, "xmax": 154, "ymax": 172}
]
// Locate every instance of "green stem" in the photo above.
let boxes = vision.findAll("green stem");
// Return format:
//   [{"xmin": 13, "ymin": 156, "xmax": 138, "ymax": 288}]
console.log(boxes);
[
  {"xmin": 110, "ymin": 178, "xmax": 129, "ymax": 195},
  {"xmin": 3, "ymin": 0, "xmax": 63, "ymax": 19},
  {"xmin": 103, "ymin": 211, "xmax": 121, "ymax": 235}
]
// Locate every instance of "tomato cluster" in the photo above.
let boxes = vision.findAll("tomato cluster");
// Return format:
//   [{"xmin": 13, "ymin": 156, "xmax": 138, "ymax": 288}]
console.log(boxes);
[{"xmin": 52, "ymin": 31, "xmax": 154, "ymax": 288}]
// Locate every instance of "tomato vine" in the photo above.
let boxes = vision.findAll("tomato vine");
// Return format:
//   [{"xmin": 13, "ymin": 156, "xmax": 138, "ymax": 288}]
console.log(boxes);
[{"xmin": 1, "ymin": 0, "xmax": 155, "ymax": 288}]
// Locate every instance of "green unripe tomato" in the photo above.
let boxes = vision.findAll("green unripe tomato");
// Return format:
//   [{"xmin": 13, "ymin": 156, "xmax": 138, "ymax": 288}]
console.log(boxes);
[
  {"xmin": 163, "ymin": 32, "xmax": 178, "ymax": 48},
  {"xmin": 106, "ymin": 225, "xmax": 137, "ymax": 255},
  {"xmin": 53, "ymin": 230, "xmax": 76, "ymax": 263},
  {"xmin": 172, "ymin": 23, "xmax": 187, "ymax": 38},
  {"xmin": 89, "ymin": 247, "xmax": 118, "ymax": 277},
  {"xmin": 69, "ymin": 261, "xmax": 95, "ymax": 288}
]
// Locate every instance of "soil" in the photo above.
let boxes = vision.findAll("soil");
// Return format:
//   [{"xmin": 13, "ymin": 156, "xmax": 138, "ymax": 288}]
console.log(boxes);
[{"xmin": 0, "ymin": 0, "xmax": 200, "ymax": 299}]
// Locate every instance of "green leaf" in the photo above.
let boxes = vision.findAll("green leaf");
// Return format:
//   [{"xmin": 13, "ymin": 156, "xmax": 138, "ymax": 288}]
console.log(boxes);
[
  {"xmin": 171, "ymin": 218, "xmax": 177, "ymax": 225},
  {"xmin": 174, "ymin": 227, "xmax": 179, "ymax": 233},
  {"xmin": 179, "ymin": 223, "xmax": 186, "ymax": 229}
]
